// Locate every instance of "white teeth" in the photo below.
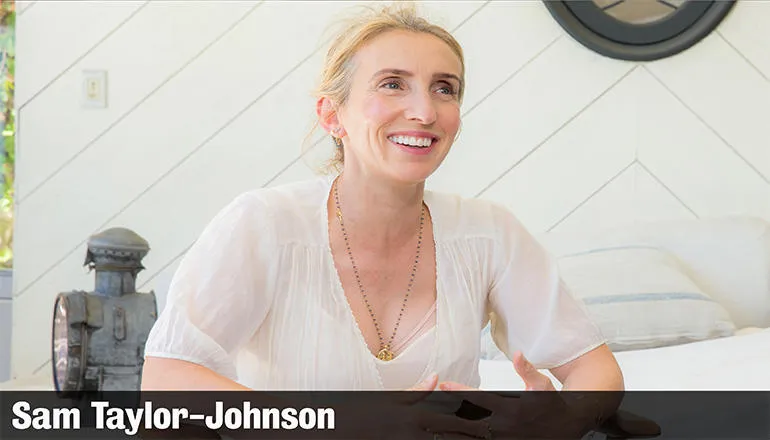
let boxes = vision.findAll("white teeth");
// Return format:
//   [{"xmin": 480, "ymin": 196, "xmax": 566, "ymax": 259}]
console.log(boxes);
[{"xmin": 388, "ymin": 135, "xmax": 433, "ymax": 147}]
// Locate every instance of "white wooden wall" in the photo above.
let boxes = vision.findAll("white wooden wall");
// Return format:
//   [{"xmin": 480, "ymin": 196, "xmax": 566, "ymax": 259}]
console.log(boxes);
[{"xmin": 7, "ymin": 0, "xmax": 769, "ymax": 380}]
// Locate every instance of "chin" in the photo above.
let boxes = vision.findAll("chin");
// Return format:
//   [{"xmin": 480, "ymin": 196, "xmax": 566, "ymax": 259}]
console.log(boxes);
[
  {"xmin": 387, "ymin": 164, "xmax": 440, "ymax": 185},
  {"xmin": 378, "ymin": 142, "xmax": 451, "ymax": 183}
]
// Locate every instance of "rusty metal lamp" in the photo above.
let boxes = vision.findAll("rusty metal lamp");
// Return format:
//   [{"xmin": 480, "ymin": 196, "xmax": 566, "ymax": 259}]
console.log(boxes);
[{"xmin": 51, "ymin": 227, "xmax": 157, "ymax": 394}]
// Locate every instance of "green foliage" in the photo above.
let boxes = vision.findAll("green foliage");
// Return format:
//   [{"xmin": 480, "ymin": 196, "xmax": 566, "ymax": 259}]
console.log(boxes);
[{"xmin": 0, "ymin": 0, "xmax": 14, "ymax": 268}]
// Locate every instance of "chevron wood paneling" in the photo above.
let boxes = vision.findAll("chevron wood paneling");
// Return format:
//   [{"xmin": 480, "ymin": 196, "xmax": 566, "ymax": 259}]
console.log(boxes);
[
  {"xmin": 633, "ymin": 163, "xmax": 700, "ymax": 223},
  {"xmin": 543, "ymin": 163, "xmax": 639, "ymax": 238},
  {"xmin": 9, "ymin": 0, "xmax": 770, "ymax": 378},
  {"xmin": 539, "ymin": 161, "xmax": 702, "ymax": 239},
  {"xmin": 16, "ymin": 1, "xmax": 260, "ymax": 200},
  {"xmin": 718, "ymin": 0, "xmax": 770, "ymax": 80},
  {"xmin": 646, "ymin": 33, "xmax": 770, "ymax": 182},
  {"xmin": 15, "ymin": 1, "xmax": 146, "ymax": 107},
  {"xmin": 107, "ymin": 51, "xmax": 329, "ymax": 287},
  {"xmin": 478, "ymin": 65, "xmax": 644, "ymax": 233},
  {"xmin": 13, "ymin": 1, "xmax": 352, "ymax": 295},
  {"xmin": 636, "ymin": 65, "xmax": 770, "ymax": 220}
]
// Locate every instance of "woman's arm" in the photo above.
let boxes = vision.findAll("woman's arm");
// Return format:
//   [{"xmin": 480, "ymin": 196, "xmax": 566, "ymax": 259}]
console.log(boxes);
[
  {"xmin": 141, "ymin": 356, "xmax": 252, "ymax": 391},
  {"xmin": 550, "ymin": 344, "xmax": 625, "ymax": 432},
  {"xmin": 550, "ymin": 343, "xmax": 624, "ymax": 391},
  {"xmin": 139, "ymin": 357, "xmax": 252, "ymax": 439},
  {"xmin": 140, "ymin": 191, "xmax": 276, "ymax": 392},
  {"xmin": 440, "ymin": 346, "xmax": 625, "ymax": 439}
]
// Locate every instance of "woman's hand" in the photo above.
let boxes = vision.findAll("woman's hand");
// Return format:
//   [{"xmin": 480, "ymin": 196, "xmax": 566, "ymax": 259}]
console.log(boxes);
[
  {"xmin": 334, "ymin": 373, "xmax": 493, "ymax": 440},
  {"xmin": 437, "ymin": 352, "xmax": 598, "ymax": 439},
  {"xmin": 512, "ymin": 351, "xmax": 556, "ymax": 391},
  {"xmin": 440, "ymin": 351, "xmax": 556, "ymax": 392}
]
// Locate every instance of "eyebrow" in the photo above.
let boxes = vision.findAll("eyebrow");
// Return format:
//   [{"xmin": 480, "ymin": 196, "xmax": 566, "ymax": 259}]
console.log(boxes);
[{"xmin": 371, "ymin": 68, "xmax": 462, "ymax": 86}]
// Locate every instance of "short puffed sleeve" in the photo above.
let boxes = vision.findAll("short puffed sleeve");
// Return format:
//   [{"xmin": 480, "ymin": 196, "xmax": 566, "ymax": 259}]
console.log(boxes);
[
  {"xmin": 486, "ymin": 205, "xmax": 605, "ymax": 369},
  {"xmin": 143, "ymin": 191, "xmax": 276, "ymax": 381}
]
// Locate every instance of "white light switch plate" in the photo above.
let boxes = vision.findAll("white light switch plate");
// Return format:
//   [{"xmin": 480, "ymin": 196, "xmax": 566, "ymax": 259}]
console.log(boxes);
[{"xmin": 82, "ymin": 70, "xmax": 108, "ymax": 108}]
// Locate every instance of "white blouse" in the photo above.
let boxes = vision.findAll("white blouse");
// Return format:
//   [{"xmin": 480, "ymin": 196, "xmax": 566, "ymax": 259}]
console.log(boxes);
[{"xmin": 143, "ymin": 174, "xmax": 605, "ymax": 390}]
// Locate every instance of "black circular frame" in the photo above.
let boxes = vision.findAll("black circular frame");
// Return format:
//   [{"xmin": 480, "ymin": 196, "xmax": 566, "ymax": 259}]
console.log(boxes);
[{"xmin": 543, "ymin": 0, "xmax": 737, "ymax": 61}]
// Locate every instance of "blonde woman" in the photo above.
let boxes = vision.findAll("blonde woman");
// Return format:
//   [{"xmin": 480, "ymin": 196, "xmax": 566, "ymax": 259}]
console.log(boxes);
[{"xmin": 141, "ymin": 2, "xmax": 624, "ymax": 438}]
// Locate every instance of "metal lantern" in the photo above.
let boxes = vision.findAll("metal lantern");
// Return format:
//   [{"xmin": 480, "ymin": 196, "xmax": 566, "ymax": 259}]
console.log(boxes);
[{"xmin": 51, "ymin": 227, "xmax": 157, "ymax": 394}]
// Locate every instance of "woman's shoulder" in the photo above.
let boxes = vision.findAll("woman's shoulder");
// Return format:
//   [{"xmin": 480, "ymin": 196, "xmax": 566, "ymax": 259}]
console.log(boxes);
[
  {"xmin": 426, "ymin": 190, "xmax": 524, "ymax": 240},
  {"xmin": 220, "ymin": 175, "xmax": 332, "ymax": 243},
  {"xmin": 236, "ymin": 175, "xmax": 332, "ymax": 211}
]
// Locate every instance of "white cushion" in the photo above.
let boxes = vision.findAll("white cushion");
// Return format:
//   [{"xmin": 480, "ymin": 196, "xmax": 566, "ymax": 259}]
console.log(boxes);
[
  {"xmin": 558, "ymin": 246, "xmax": 735, "ymax": 351},
  {"xmin": 480, "ymin": 327, "xmax": 770, "ymax": 390},
  {"xmin": 539, "ymin": 217, "xmax": 770, "ymax": 328}
]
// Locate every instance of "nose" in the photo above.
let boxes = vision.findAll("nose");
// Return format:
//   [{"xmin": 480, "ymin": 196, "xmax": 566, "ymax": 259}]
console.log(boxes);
[{"xmin": 404, "ymin": 90, "xmax": 437, "ymax": 125}]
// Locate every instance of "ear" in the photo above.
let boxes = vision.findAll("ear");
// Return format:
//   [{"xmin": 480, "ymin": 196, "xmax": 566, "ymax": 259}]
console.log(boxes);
[{"xmin": 316, "ymin": 97, "xmax": 346, "ymax": 137}]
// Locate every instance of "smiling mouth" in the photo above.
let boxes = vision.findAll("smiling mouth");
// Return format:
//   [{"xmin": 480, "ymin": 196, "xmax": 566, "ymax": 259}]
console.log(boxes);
[{"xmin": 387, "ymin": 135, "xmax": 436, "ymax": 149}]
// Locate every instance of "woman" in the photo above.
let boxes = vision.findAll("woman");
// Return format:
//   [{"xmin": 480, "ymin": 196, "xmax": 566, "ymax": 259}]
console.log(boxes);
[{"xmin": 141, "ymin": 2, "xmax": 624, "ymax": 437}]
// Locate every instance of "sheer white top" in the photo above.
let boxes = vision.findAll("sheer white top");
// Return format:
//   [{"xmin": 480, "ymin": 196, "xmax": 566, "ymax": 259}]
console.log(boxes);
[{"xmin": 143, "ymin": 174, "xmax": 605, "ymax": 390}]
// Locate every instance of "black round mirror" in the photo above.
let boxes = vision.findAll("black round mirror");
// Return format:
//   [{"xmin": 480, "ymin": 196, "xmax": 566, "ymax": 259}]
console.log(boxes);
[{"xmin": 543, "ymin": 0, "xmax": 737, "ymax": 61}]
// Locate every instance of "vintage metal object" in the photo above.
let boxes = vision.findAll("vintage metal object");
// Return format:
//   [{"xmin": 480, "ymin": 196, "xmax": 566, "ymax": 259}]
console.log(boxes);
[{"xmin": 51, "ymin": 227, "xmax": 157, "ymax": 394}]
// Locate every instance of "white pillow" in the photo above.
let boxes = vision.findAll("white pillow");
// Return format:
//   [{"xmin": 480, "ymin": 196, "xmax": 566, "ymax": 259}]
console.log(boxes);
[
  {"xmin": 480, "ymin": 324, "xmax": 508, "ymax": 361},
  {"xmin": 557, "ymin": 246, "xmax": 736, "ymax": 352}
]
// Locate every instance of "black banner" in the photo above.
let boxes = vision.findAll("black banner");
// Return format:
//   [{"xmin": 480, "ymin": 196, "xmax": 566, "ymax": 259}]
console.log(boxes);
[{"xmin": 1, "ymin": 391, "xmax": 768, "ymax": 439}]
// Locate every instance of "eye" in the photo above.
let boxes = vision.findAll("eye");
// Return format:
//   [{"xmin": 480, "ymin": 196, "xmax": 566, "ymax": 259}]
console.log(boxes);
[
  {"xmin": 380, "ymin": 78, "xmax": 404, "ymax": 90},
  {"xmin": 435, "ymin": 82, "xmax": 457, "ymax": 96}
]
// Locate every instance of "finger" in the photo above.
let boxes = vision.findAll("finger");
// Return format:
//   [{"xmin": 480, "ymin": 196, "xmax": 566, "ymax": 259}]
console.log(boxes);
[
  {"xmin": 512, "ymin": 351, "xmax": 555, "ymax": 391},
  {"xmin": 438, "ymin": 381, "xmax": 508, "ymax": 413},
  {"xmin": 407, "ymin": 372, "xmax": 438, "ymax": 391},
  {"xmin": 400, "ymin": 372, "xmax": 439, "ymax": 405},
  {"xmin": 416, "ymin": 410, "xmax": 490, "ymax": 439},
  {"xmin": 437, "ymin": 381, "xmax": 475, "ymax": 391}
]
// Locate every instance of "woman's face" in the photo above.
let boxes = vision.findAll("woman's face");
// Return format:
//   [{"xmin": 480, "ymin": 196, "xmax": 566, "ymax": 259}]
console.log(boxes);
[{"xmin": 333, "ymin": 30, "xmax": 463, "ymax": 185}]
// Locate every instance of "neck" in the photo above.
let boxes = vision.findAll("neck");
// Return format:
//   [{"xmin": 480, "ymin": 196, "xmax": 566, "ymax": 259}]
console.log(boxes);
[{"xmin": 331, "ymin": 171, "xmax": 426, "ymax": 251}]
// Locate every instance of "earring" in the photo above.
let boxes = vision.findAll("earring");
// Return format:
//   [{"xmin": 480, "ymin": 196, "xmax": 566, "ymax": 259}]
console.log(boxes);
[{"xmin": 332, "ymin": 127, "xmax": 343, "ymax": 147}]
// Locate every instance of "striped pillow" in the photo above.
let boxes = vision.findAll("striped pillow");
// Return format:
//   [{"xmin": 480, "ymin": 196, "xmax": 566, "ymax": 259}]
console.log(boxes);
[{"xmin": 557, "ymin": 246, "xmax": 735, "ymax": 352}]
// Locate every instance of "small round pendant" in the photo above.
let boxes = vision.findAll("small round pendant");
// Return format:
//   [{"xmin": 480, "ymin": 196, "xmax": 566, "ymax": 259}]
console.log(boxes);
[{"xmin": 377, "ymin": 348, "xmax": 394, "ymax": 361}]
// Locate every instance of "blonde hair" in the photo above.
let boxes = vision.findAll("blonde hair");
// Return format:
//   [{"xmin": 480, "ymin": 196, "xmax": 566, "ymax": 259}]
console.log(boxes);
[{"xmin": 307, "ymin": 2, "xmax": 465, "ymax": 173}]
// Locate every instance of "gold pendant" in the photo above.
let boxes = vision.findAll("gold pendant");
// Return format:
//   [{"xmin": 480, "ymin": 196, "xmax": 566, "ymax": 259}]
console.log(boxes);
[{"xmin": 377, "ymin": 348, "xmax": 394, "ymax": 361}]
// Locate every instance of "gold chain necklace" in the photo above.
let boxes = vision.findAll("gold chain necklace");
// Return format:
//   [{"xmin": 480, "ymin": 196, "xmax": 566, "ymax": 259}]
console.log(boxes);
[{"xmin": 333, "ymin": 178, "xmax": 425, "ymax": 361}]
